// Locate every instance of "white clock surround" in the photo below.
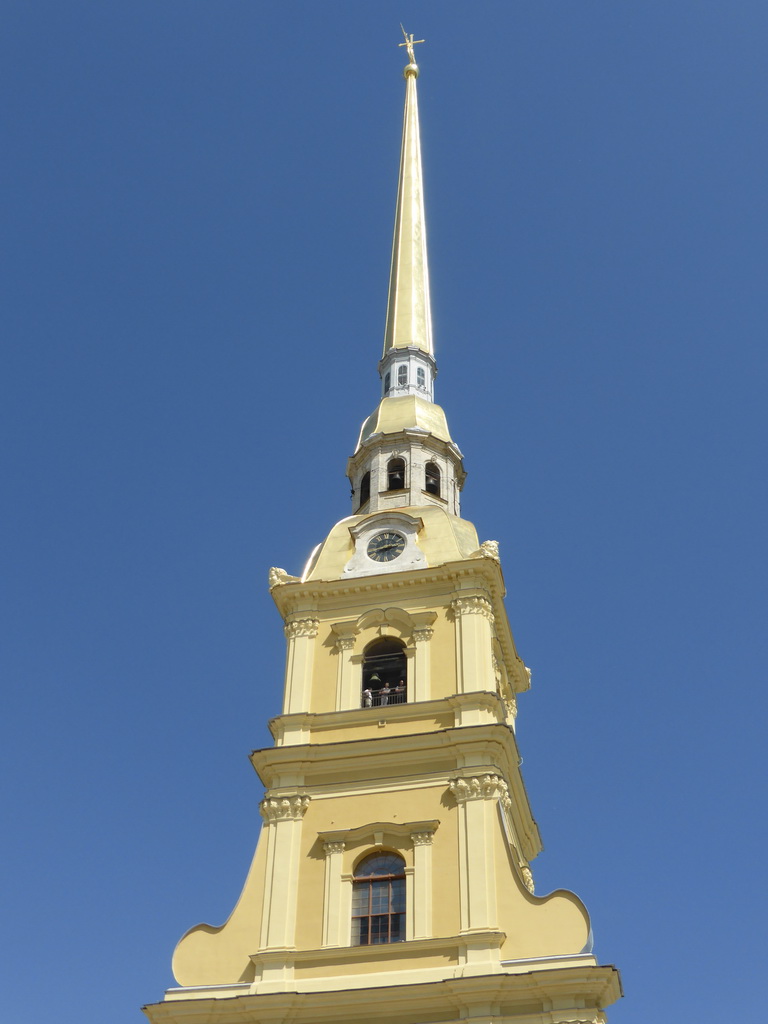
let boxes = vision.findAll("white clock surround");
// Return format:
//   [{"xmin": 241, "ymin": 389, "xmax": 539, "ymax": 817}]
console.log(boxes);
[{"xmin": 343, "ymin": 512, "xmax": 427, "ymax": 578}]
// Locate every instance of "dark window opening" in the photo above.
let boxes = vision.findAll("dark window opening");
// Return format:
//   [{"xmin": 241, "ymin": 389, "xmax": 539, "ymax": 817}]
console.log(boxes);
[
  {"xmin": 358, "ymin": 472, "xmax": 371, "ymax": 509},
  {"xmin": 425, "ymin": 462, "xmax": 441, "ymax": 497},
  {"xmin": 384, "ymin": 372, "xmax": 391, "ymax": 393},
  {"xmin": 387, "ymin": 457, "xmax": 405, "ymax": 491},
  {"xmin": 397, "ymin": 365, "xmax": 408, "ymax": 386},
  {"xmin": 352, "ymin": 852, "xmax": 406, "ymax": 945},
  {"xmin": 361, "ymin": 637, "xmax": 407, "ymax": 708}
]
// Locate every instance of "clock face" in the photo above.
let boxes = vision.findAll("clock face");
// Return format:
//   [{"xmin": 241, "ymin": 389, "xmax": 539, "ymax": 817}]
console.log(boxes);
[{"xmin": 367, "ymin": 531, "xmax": 406, "ymax": 563}]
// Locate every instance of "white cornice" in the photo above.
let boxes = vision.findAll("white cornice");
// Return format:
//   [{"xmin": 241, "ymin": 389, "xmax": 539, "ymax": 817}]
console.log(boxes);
[
  {"xmin": 149, "ymin": 964, "xmax": 622, "ymax": 1021},
  {"xmin": 268, "ymin": 690, "xmax": 506, "ymax": 740},
  {"xmin": 251, "ymin": 722, "xmax": 542, "ymax": 861}
]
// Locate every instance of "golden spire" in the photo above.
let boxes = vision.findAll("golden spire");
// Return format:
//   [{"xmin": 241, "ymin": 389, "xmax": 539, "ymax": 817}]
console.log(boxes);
[{"xmin": 383, "ymin": 28, "xmax": 433, "ymax": 357}]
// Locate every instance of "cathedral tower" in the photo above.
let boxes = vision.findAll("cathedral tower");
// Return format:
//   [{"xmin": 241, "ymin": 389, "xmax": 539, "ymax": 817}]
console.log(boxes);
[{"xmin": 144, "ymin": 34, "xmax": 622, "ymax": 1024}]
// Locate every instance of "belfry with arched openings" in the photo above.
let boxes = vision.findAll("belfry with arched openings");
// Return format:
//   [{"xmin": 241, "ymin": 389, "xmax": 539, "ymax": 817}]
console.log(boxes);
[{"xmin": 144, "ymin": 32, "xmax": 622, "ymax": 1024}]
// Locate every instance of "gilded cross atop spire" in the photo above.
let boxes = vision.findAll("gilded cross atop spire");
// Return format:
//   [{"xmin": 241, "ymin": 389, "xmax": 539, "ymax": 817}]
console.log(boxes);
[{"xmin": 399, "ymin": 25, "xmax": 425, "ymax": 67}]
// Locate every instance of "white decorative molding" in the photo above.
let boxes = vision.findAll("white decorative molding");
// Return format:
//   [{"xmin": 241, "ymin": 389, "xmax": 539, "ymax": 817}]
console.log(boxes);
[
  {"xmin": 259, "ymin": 795, "xmax": 311, "ymax": 823},
  {"xmin": 410, "ymin": 830, "xmax": 435, "ymax": 847},
  {"xmin": 449, "ymin": 774, "xmax": 511, "ymax": 809},
  {"xmin": 451, "ymin": 595, "xmax": 494, "ymax": 622},
  {"xmin": 318, "ymin": 819, "xmax": 438, "ymax": 848},
  {"xmin": 323, "ymin": 840, "xmax": 346, "ymax": 856},
  {"xmin": 284, "ymin": 617, "xmax": 319, "ymax": 639},
  {"xmin": 521, "ymin": 865, "xmax": 535, "ymax": 895},
  {"xmin": 412, "ymin": 626, "xmax": 434, "ymax": 643},
  {"xmin": 478, "ymin": 540, "xmax": 500, "ymax": 560},
  {"xmin": 334, "ymin": 635, "xmax": 355, "ymax": 651}
]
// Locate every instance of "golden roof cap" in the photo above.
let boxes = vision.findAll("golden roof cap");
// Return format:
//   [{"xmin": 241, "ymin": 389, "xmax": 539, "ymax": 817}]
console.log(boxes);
[{"xmin": 357, "ymin": 395, "xmax": 453, "ymax": 449}]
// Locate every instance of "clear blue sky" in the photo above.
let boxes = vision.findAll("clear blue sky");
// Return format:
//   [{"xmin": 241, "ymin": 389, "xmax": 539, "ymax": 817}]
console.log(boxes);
[{"xmin": 2, "ymin": 3, "xmax": 766, "ymax": 1022}]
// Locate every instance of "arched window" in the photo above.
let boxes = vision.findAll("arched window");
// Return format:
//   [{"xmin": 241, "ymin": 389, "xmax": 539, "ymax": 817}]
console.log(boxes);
[
  {"xmin": 425, "ymin": 462, "xmax": 441, "ymax": 496},
  {"xmin": 387, "ymin": 457, "xmax": 405, "ymax": 491},
  {"xmin": 416, "ymin": 366, "xmax": 426, "ymax": 388},
  {"xmin": 358, "ymin": 471, "xmax": 371, "ymax": 509},
  {"xmin": 362, "ymin": 637, "xmax": 407, "ymax": 707},
  {"xmin": 397, "ymin": 365, "xmax": 408, "ymax": 387},
  {"xmin": 384, "ymin": 372, "xmax": 391, "ymax": 393},
  {"xmin": 352, "ymin": 852, "xmax": 406, "ymax": 945}
]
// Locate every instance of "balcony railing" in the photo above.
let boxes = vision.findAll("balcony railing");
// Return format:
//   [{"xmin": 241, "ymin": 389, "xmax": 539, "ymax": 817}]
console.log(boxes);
[{"xmin": 361, "ymin": 690, "xmax": 407, "ymax": 708}]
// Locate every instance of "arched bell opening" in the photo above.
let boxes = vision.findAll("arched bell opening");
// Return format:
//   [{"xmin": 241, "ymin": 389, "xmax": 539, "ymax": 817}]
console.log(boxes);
[
  {"xmin": 424, "ymin": 461, "xmax": 441, "ymax": 496},
  {"xmin": 358, "ymin": 471, "xmax": 371, "ymax": 510},
  {"xmin": 361, "ymin": 636, "xmax": 407, "ymax": 708},
  {"xmin": 386, "ymin": 457, "xmax": 406, "ymax": 491}
]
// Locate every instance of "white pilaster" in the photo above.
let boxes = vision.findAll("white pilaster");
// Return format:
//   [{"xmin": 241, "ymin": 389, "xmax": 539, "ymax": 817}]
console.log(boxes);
[
  {"xmin": 412, "ymin": 624, "xmax": 434, "ymax": 702},
  {"xmin": 450, "ymin": 775, "xmax": 510, "ymax": 934},
  {"xmin": 282, "ymin": 617, "xmax": 319, "ymax": 715},
  {"xmin": 405, "ymin": 866, "xmax": 415, "ymax": 941},
  {"xmin": 451, "ymin": 596, "xmax": 495, "ymax": 694},
  {"xmin": 410, "ymin": 829, "xmax": 435, "ymax": 939},
  {"xmin": 258, "ymin": 795, "xmax": 311, "ymax": 950},
  {"xmin": 321, "ymin": 840, "xmax": 346, "ymax": 947},
  {"xmin": 331, "ymin": 625, "xmax": 358, "ymax": 710}
]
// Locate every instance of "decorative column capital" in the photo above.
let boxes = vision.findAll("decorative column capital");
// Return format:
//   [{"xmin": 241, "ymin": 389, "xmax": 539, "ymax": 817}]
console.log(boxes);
[
  {"xmin": 334, "ymin": 635, "xmax": 355, "ymax": 651},
  {"xmin": 449, "ymin": 773, "xmax": 511, "ymax": 808},
  {"xmin": 323, "ymin": 840, "xmax": 346, "ymax": 856},
  {"xmin": 410, "ymin": 830, "xmax": 435, "ymax": 847},
  {"xmin": 412, "ymin": 626, "xmax": 434, "ymax": 643},
  {"xmin": 450, "ymin": 595, "xmax": 494, "ymax": 622},
  {"xmin": 284, "ymin": 617, "xmax": 319, "ymax": 640},
  {"xmin": 259, "ymin": 794, "xmax": 311, "ymax": 823}
]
